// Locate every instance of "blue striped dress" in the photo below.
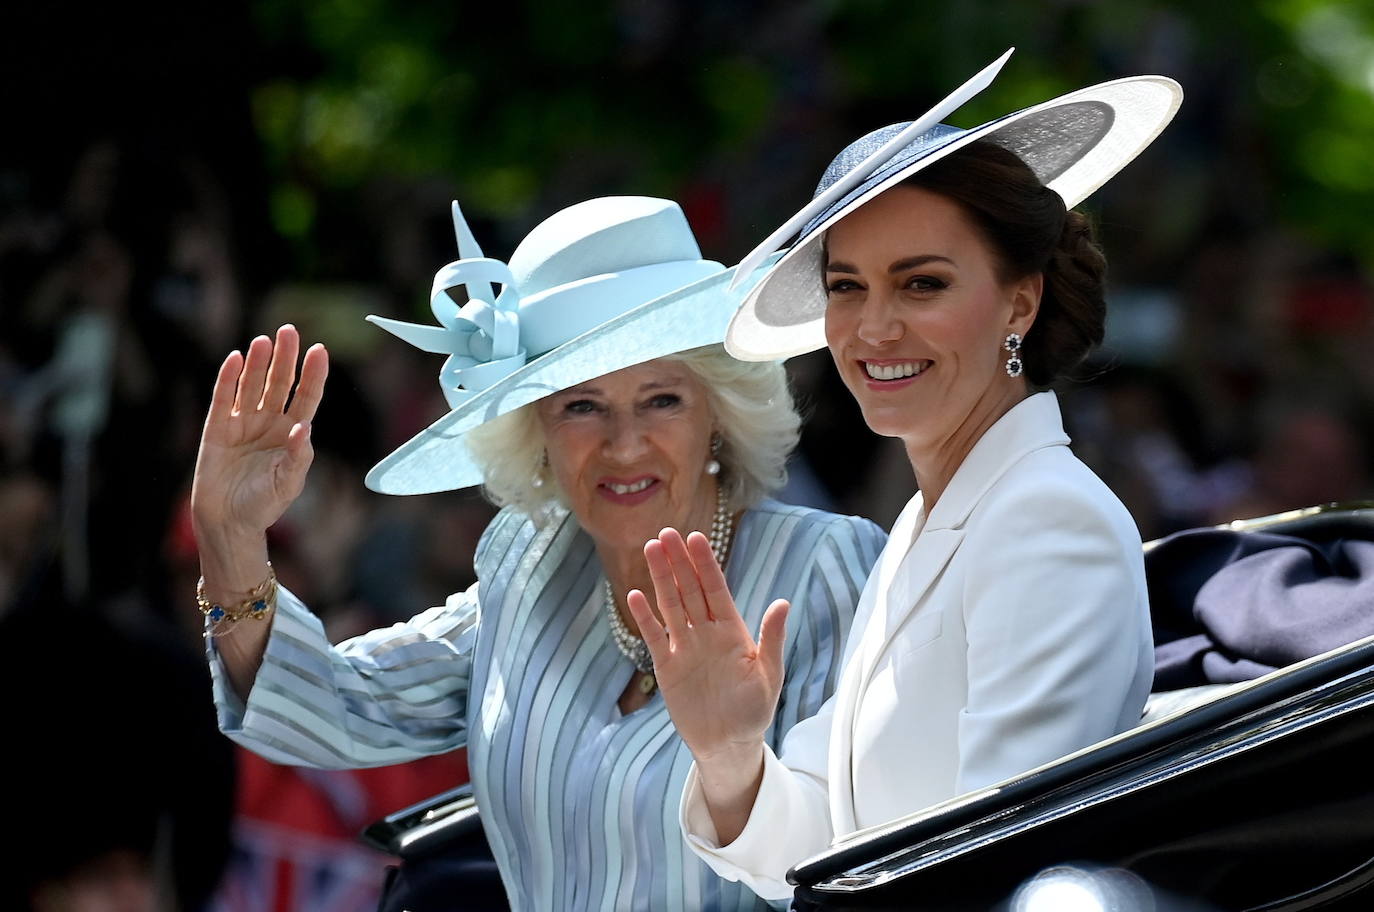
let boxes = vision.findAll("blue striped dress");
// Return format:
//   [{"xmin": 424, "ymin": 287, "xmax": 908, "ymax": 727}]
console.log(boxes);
[{"xmin": 211, "ymin": 498, "xmax": 885, "ymax": 911}]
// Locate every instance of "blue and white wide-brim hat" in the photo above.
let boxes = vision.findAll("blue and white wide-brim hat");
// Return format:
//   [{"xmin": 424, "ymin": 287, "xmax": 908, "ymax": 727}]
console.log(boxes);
[
  {"xmin": 365, "ymin": 195, "xmax": 777, "ymax": 495},
  {"xmin": 725, "ymin": 49, "xmax": 1184, "ymax": 361}
]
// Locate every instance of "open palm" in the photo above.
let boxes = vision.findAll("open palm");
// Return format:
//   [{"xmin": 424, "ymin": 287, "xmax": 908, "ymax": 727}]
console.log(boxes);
[
  {"xmin": 192, "ymin": 324, "xmax": 329, "ymax": 539},
  {"xmin": 627, "ymin": 528, "xmax": 790, "ymax": 763}
]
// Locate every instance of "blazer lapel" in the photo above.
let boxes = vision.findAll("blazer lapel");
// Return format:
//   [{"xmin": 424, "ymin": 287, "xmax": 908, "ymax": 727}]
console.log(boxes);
[
  {"xmin": 826, "ymin": 393, "xmax": 1071, "ymax": 836},
  {"xmin": 924, "ymin": 391, "xmax": 1071, "ymax": 533},
  {"xmin": 827, "ymin": 525, "xmax": 964, "ymax": 834},
  {"xmin": 849, "ymin": 393, "xmax": 1071, "ymax": 698},
  {"xmin": 862, "ymin": 529, "xmax": 962, "ymax": 660},
  {"xmin": 827, "ymin": 495, "xmax": 931, "ymax": 833}
]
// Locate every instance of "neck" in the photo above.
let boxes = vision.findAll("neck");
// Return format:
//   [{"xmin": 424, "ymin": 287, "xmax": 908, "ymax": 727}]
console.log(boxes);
[{"xmin": 905, "ymin": 385, "xmax": 1030, "ymax": 511}]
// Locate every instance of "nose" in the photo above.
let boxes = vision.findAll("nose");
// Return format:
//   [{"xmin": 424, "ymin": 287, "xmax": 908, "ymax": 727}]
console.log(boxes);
[
  {"xmin": 603, "ymin": 411, "xmax": 651, "ymax": 464},
  {"xmin": 855, "ymin": 289, "xmax": 903, "ymax": 347}
]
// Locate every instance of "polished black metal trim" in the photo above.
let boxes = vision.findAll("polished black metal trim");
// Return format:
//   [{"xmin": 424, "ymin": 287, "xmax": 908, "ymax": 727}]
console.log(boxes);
[
  {"xmin": 809, "ymin": 671, "xmax": 1374, "ymax": 893},
  {"xmin": 792, "ymin": 635, "xmax": 1374, "ymax": 890},
  {"xmin": 1246, "ymin": 852, "xmax": 1374, "ymax": 911}
]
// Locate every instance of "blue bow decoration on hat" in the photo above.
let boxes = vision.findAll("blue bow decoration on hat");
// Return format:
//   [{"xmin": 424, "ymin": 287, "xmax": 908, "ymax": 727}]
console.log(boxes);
[{"xmin": 367, "ymin": 202, "xmax": 528, "ymax": 408}]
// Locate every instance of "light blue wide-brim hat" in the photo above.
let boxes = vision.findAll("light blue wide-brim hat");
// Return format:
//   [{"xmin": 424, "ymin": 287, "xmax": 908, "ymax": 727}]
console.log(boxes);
[
  {"xmin": 725, "ymin": 48, "xmax": 1184, "ymax": 361},
  {"xmin": 365, "ymin": 195, "xmax": 778, "ymax": 495}
]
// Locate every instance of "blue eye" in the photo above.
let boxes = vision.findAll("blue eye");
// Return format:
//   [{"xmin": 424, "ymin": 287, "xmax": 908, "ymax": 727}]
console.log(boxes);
[
  {"xmin": 647, "ymin": 393, "xmax": 681, "ymax": 409},
  {"xmin": 564, "ymin": 399, "xmax": 597, "ymax": 415}
]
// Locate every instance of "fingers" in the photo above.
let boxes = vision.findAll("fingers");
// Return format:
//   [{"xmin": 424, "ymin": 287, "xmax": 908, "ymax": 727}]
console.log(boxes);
[
  {"xmin": 626, "ymin": 588, "xmax": 669, "ymax": 659},
  {"xmin": 233, "ymin": 335, "xmax": 272, "ymax": 414},
  {"xmin": 284, "ymin": 420, "xmax": 314, "ymax": 464},
  {"xmin": 685, "ymin": 530, "xmax": 733, "ymax": 621},
  {"xmin": 221, "ymin": 326, "xmax": 328, "ymax": 425},
  {"xmin": 658, "ymin": 528, "xmax": 712, "ymax": 627},
  {"xmin": 644, "ymin": 538, "xmax": 691, "ymax": 641},
  {"xmin": 758, "ymin": 599, "xmax": 790, "ymax": 680},
  {"xmin": 281, "ymin": 421, "xmax": 316, "ymax": 498},
  {"xmin": 205, "ymin": 349, "xmax": 244, "ymax": 431},
  {"xmin": 287, "ymin": 343, "xmax": 330, "ymax": 424},
  {"xmin": 260, "ymin": 324, "xmax": 300, "ymax": 412}
]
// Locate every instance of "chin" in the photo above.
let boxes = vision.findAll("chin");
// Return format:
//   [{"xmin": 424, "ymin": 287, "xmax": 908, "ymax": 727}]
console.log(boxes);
[{"xmin": 858, "ymin": 406, "xmax": 920, "ymax": 440}]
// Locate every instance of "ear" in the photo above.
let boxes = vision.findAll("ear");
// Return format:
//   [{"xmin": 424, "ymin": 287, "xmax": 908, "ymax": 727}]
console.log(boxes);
[{"xmin": 1008, "ymin": 272, "xmax": 1042, "ymax": 336}]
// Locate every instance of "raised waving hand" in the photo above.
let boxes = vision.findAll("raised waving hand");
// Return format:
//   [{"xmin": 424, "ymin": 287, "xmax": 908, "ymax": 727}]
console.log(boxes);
[
  {"xmin": 191, "ymin": 325, "xmax": 327, "ymax": 691},
  {"xmin": 192, "ymin": 324, "xmax": 328, "ymax": 540},
  {"xmin": 627, "ymin": 527, "xmax": 790, "ymax": 843}
]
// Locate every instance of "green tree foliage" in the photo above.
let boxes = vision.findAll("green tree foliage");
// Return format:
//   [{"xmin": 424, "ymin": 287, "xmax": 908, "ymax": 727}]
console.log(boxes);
[{"xmin": 246, "ymin": 0, "xmax": 1374, "ymax": 274}]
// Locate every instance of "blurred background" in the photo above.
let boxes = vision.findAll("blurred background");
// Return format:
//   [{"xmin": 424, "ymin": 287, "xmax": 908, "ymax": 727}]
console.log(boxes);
[{"xmin": 3, "ymin": 0, "xmax": 1373, "ymax": 909}]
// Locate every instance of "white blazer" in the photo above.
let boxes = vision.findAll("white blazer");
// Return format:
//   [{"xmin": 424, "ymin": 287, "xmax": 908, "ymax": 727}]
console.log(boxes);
[{"xmin": 681, "ymin": 392, "xmax": 1153, "ymax": 899}]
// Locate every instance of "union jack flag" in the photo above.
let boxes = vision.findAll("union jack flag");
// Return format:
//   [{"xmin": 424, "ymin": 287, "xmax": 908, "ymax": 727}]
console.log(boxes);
[{"xmin": 208, "ymin": 747, "xmax": 469, "ymax": 912}]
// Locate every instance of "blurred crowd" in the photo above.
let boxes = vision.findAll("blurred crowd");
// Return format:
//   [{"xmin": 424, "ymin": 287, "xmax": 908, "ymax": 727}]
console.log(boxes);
[
  {"xmin": 4, "ymin": 3, "xmax": 1374, "ymax": 909},
  {"xmin": 0, "ymin": 140, "xmax": 486, "ymax": 912}
]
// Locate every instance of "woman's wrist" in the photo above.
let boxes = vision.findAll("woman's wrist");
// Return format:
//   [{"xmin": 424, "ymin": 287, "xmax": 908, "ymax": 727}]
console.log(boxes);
[
  {"xmin": 697, "ymin": 739, "xmax": 765, "ymax": 786},
  {"xmin": 194, "ymin": 528, "xmax": 277, "ymax": 695},
  {"xmin": 193, "ymin": 523, "xmax": 272, "ymax": 601},
  {"xmin": 694, "ymin": 741, "xmax": 767, "ymax": 846},
  {"xmin": 696, "ymin": 742, "xmax": 765, "ymax": 791}
]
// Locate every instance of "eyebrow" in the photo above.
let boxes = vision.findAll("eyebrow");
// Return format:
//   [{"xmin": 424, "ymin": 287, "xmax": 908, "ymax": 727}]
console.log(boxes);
[
  {"xmin": 561, "ymin": 377, "xmax": 687, "ymax": 396},
  {"xmin": 825, "ymin": 254, "xmax": 956, "ymax": 274}
]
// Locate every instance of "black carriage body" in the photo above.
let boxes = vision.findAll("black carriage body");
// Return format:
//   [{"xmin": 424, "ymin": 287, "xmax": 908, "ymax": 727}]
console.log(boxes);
[
  {"xmin": 791, "ymin": 504, "xmax": 1374, "ymax": 912},
  {"xmin": 791, "ymin": 637, "xmax": 1374, "ymax": 910}
]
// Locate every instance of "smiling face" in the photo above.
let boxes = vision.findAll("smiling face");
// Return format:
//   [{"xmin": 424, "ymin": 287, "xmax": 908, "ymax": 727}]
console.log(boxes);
[
  {"xmin": 535, "ymin": 358, "xmax": 718, "ymax": 557},
  {"xmin": 822, "ymin": 184, "xmax": 1040, "ymax": 456}
]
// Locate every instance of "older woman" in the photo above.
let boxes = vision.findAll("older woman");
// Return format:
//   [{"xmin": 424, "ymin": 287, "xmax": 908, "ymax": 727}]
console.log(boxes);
[
  {"xmin": 626, "ymin": 60, "xmax": 1185, "ymax": 899},
  {"xmin": 192, "ymin": 196, "xmax": 883, "ymax": 911}
]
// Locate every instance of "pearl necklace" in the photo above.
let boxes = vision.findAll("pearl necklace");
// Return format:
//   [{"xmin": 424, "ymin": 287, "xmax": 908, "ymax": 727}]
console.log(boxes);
[{"xmin": 604, "ymin": 485, "xmax": 735, "ymax": 694}]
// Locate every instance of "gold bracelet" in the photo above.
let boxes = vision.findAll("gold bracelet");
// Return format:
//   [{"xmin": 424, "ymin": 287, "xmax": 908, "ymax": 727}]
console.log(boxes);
[{"xmin": 197, "ymin": 563, "xmax": 277, "ymax": 635}]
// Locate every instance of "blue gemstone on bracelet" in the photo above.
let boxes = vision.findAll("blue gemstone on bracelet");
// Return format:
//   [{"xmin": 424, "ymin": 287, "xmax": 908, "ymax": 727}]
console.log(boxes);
[
  {"xmin": 209, "ymin": 606, "xmax": 227, "ymax": 622},
  {"xmin": 250, "ymin": 599, "xmax": 268, "ymax": 616}
]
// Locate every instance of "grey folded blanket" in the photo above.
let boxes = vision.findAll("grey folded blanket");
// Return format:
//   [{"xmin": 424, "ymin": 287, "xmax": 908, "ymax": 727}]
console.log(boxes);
[{"xmin": 1149, "ymin": 527, "xmax": 1374, "ymax": 690}]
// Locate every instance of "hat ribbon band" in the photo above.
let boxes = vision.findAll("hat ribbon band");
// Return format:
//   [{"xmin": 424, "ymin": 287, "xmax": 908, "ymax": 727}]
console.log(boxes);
[{"xmin": 369, "ymin": 255, "xmax": 529, "ymax": 409}]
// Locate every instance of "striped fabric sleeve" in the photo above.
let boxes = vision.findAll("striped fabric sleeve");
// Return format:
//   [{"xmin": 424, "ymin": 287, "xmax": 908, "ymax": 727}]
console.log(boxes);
[{"xmin": 209, "ymin": 581, "xmax": 481, "ymax": 770}]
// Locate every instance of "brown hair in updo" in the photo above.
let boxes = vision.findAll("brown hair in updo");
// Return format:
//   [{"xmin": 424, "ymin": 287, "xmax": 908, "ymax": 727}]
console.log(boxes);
[{"xmin": 901, "ymin": 139, "xmax": 1108, "ymax": 388}]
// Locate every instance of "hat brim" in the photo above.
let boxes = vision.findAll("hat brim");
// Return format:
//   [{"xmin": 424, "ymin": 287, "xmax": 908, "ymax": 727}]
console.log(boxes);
[
  {"xmin": 365, "ymin": 255, "xmax": 780, "ymax": 495},
  {"xmin": 725, "ymin": 75, "xmax": 1183, "ymax": 362}
]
